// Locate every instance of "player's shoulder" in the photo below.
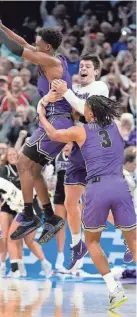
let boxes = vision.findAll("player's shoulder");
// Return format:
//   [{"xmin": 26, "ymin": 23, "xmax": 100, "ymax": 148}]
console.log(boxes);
[{"xmin": 89, "ymin": 81, "xmax": 109, "ymax": 97}]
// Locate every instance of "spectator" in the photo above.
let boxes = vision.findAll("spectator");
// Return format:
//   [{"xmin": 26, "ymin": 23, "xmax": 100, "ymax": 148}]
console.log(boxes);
[
  {"xmin": 6, "ymin": 105, "xmax": 36, "ymax": 145},
  {"xmin": 66, "ymin": 48, "xmax": 80, "ymax": 76},
  {"xmin": 112, "ymin": 28, "xmax": 130, "ymax": 56},
  {"xmin": 120, "ymin": 113, "xmax": 136, "ymax": 147},
  {"xmin": 0, "ymin": 76, "xmax": 9, "ymax": 98},
  {"xmin": 40, "ymin": 1, "xmax": 67, "ymax": 28},
  {"xmin": 0, "ymin": 76, "xmax": 30, "ymax": 112},
  {"xmin": 20, "ymin": 68, "xmax": 38, "ymax": 99},
  {"xmin": 123, "ymin": 148, "xmax": 136, "ymax": 197}
]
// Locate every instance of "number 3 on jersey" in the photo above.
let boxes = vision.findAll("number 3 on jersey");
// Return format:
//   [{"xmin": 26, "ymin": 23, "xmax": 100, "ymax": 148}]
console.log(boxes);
[{"xmin": 99, "ymin": 130, "xmax": 112, "ymax": 148}]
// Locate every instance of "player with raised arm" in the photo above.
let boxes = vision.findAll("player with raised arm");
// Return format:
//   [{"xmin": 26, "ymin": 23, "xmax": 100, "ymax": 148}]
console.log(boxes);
[
  {"xmin": 0, "ymin": 22, "xmax": 73, "ymax": 241},
  {"xmin": 38, "ymin": 95, "xmax": 136, "ymax": 310},
  {"xmin": 39, "ymin": 55, "xmax": 109, "ymax": 268}
]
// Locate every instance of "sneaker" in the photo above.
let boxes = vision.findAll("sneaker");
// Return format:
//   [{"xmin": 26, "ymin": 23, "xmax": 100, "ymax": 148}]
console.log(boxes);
[
  {"xmin": 41, "ymin": 260, "xmax": 52, "ymax": 278},
  {"xmin": 19, "ymin": 261, "xmax": 27, "ymax": 277},
  {"xmin": 10, "ymin": 214, "xmax": 41, "ymax": 240},
  {"xmin": 68, "ymin": 240, "xmax": 88, "ymax": 271},
  {"xmin": 109, "ymin": 285, "xmax": 128, "ymax": 310},
  {"xmin": 123, "ymin": 240, "xmax": 133, "ymax": 263},
  {"xmin": 38, "ymin": 215, "xmax": 65, "ymax": 244},
  {"xmin": 0, "ymin": 263, "xmax": 6, "ymax": 277}
]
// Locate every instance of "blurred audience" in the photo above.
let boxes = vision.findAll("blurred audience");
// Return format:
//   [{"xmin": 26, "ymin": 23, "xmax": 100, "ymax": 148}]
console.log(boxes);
[{"xmin": 0, "ymin": 0, "xmax": 136, "ymax": 156}]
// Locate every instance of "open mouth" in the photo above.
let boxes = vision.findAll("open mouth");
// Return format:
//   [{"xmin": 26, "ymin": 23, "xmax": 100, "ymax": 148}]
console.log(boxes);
[{"xmin": 80, "ymin": 74, "xmax": 88, "ymax": 78}]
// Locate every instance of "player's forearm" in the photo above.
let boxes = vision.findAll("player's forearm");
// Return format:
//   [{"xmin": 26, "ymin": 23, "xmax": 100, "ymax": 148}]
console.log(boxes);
[
  {"xmin": 63, "ymin": 89, "xmax": 85, "ymax": 115},
  {"xmin": 0, "ymin": 24, "xmax": 28, "ymax": 47}
]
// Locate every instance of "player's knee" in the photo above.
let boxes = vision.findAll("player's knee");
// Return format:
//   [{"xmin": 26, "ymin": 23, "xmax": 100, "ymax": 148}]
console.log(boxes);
[{"xmin": 64, "ymin": 197, "xmax": 78, "ymax": 212}]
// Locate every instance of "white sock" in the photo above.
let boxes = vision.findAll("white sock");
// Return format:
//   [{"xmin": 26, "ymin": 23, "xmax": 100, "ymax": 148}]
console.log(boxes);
[
  {"xmin": 42, "ymin": 258, "xmax": 50, "ymax": 265},
  {"xmin": 71, "ymin": 233, "xmax": 81, "ymax": 247},
  {"xmin": 103, "ymin": 272, "xmax": 118, "ymax": 293},
  {"xmin": 56, "ymin": 252, "xmax": 64, "ymax": 264}
]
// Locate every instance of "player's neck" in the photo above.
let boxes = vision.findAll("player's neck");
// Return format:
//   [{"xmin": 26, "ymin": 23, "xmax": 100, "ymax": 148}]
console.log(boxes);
[{"xmin": 81, "ymin": 79, "xmax": 95, "ymax": 87}]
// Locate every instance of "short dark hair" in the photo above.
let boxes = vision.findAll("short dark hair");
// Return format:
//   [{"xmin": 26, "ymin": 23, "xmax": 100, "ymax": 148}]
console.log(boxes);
[
  {"xmin": 80, "ymin": 55, "xmax": 100, "ymax": 70},
  {"xmin": 86, "ymin": 95, "xmax": 121, "ymax": 127},
  {"xmin": 37, "ymin": 28, "xmax": 63, "ymax": 50},
  {"xmin": 124, "ymin": 151, "xmax": 136, "ymax": 164}
]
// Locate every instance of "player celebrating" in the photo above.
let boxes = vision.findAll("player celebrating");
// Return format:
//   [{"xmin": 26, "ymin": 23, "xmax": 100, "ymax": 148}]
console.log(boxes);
[
  {"xmin": 38, "ymin": 95, "xmax": 136, "ymax": 309},
  {"xmin": 0, "ymin": 22, "xmax": 73, "ymax": 241},
  {"xmin": 41, "ymin": 55, "xmax": 109, "ymax": 268}
]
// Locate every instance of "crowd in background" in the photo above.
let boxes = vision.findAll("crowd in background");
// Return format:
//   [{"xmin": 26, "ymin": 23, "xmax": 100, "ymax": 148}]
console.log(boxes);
[{"xmin": 0, "ymin": 1, "xmax": 136, "ymax": 207}]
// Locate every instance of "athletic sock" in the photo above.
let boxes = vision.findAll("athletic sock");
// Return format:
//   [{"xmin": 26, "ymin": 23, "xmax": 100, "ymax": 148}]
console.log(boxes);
[
  {"xmin": 71, "ymin": 233, "xmax": 81, "ymax": 247},
  {"xmin": 103, "ymin": 272, "xmax": 118, "ymax": 293},
  {"xmin": 24, "ymin": 203, "xmax": 34, "ymax": 217},
  {"xmin": 56, "ymin": 252, "xmax": 64, "ymax": 265},
  {"xmin": 42, "ymin": 203, "xmax": 54, "ymax": 219},
  {"xmin": 10, "ymin": 260, "xmax": 19, "ymax": 272}
]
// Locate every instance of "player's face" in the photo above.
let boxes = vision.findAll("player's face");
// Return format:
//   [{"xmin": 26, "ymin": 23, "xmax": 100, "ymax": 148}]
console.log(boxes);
[
  {"xmin": 35, "ymin": 36, "xmax": 51, "ymax": 53},
  {"xmin": 84, "ymin": 104, "xmax": 94, "ymax": 123},
  {"xmin": 79, "ymin": 60, "xmax": 99, "ymax": 86},
  {"xmin": 7, "ymin": 148, "xmax": 18, "ymax": 165}
]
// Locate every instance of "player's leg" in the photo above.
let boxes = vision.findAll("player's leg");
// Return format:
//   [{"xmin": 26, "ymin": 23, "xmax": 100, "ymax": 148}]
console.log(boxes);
[
  {"xmin": 82, "ymin": 179, "xmax": 127, "ymax": 309},
  {"xmin": 112, "ymin": 176, "xmax": 136, "ymax": 264},
  {"xmin": 0, "ymin": 208, "xmax": 13, "ymax": 276},
  {"xmin": 122, "ymin": 229, "xmax": 136, "ymax": 263},
  {"xmin": 8, "ymin": 218, "xmax": 24, "ymax": 277},
  {"xmin": 24, "ymin": 231, "xmax": 52, "ymax": 277},
  {"xmin": 65, "ymin": 184, "xmax": 87, "ymax": 270},
  {"xmin": 54, "ymin": 204, "xmax": 67, "ymax": 271},
  {"xmin": 107, "ymin": 210, "xmax": 133, "ymax": 263}
]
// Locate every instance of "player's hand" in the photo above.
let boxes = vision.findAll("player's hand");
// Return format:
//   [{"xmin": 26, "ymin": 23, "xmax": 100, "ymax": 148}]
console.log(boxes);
[
  {"xmin": 51, "ymin": 80, "xmax": 68, "ymax": 96},
  {"xmin": 46, "ymin": 89, "xmax": 62, "ymax": 103},
  {"xmin": 19, "ymin": 130, "xmax": 28, "ymax": 139}
]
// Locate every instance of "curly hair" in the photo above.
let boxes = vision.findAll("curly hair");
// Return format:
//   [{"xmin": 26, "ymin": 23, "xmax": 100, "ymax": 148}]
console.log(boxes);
[
  {"xmin": 37, "ymin": 28, "xmax": 63, "ymax": 50},
  {"xmin": 86, "ymin": 95, "xmax": 121, "ymax": 127}
]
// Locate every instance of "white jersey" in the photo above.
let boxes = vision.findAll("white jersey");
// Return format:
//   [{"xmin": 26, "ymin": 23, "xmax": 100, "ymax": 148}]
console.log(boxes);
[
  {"xmin": 64, "ymin": 81, "xmax": 109, "ymax": 116},
  {"xmin": 73, "ymin": 80, "xmax": 109, "ymax": 100}
]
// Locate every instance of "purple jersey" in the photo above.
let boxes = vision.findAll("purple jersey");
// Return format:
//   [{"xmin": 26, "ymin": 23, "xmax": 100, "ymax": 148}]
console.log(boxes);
[
  {"xmin": 81, "ymin": 121, "xmax": 124, "ymax": 181},
  {"xmin": 37, "ymin": 55, "xmax": 72, "ymax": 118}
]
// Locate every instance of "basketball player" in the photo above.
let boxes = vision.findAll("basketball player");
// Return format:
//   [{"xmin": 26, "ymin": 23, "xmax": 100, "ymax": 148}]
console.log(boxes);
[
  {"xmin": 54, "ymin": 143, "xmax": 72, "ymax": 271},
  {"xmin": 38, "ymin": 95, "xmax": 136, "ymax": 309},
  {"xmin": 0, "ymin": 22, "xmax": 73, "ymax": 241},
  {"xmin": 40, "ymin": 55, "xmax": 109, "ymax": 269}
]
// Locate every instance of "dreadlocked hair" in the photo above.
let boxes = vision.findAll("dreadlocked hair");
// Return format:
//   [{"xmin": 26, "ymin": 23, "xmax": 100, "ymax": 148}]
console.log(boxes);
[{"xmin": 86, "ymin": 95, "xmax": 121, "ymax": 127}]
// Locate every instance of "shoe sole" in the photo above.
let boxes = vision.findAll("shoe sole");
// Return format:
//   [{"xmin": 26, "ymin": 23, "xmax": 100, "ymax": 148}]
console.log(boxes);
[
  {"xmin": 69, "ymin": 250, "xmax": 88, "ymax": 271},
  {"xmin": 38, "ymin": 220, "xmax": 65, "ymax": 244},
  {"xmin": 109, "ymin": 296, "xmax": 128, "ymax": 310},
  {"xmin": 10, "ymin": 222, "xmax": 41, "ymax": 240},
  {"xmin": 123, "ymin": 259, "xmax": 133, "ymax": 264}
]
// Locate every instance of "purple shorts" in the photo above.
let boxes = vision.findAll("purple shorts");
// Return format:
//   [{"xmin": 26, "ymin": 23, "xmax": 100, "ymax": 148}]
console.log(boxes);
[
  {"xmin": 82, "ymin": 175, "xmax": 136, "ymax": 232},
  {"xmin": 64, "ymin": 145, "xmax": 86, "ymax": 186},
  {"xmin": 23, "ymin": 116, "xmax": 73, "ymax": 166}
]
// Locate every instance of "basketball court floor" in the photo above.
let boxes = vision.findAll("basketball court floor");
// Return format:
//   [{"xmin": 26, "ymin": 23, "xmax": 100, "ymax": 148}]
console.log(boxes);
[{"xmin": 0, "ymin": 276, "xmax": 136, "ymax": 317}]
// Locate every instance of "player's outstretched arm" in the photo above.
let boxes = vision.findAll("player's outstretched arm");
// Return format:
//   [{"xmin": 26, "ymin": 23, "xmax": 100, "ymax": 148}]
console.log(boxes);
[
  {"xmin": 0, "ymin": 28, "xmax": 59, "ymax": 66},
  {"xmin": 0, "ymin": 21, "xmax": 35, "ymax": 51}
]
